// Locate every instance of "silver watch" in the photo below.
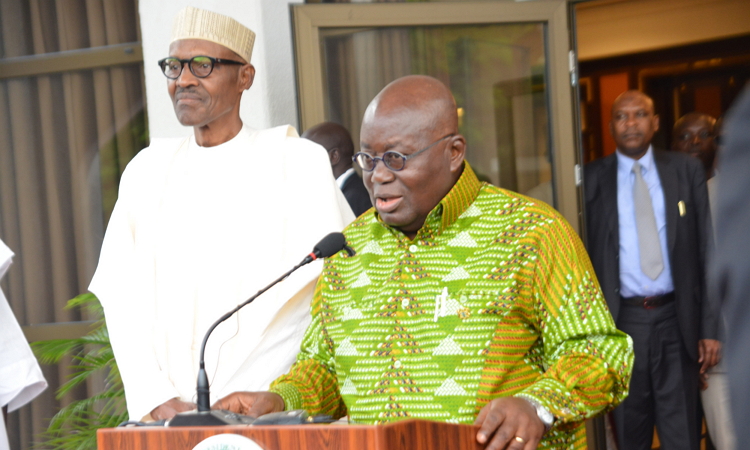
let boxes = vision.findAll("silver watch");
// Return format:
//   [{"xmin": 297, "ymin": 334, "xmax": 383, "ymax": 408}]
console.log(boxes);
[{"xmin": 518, "ymin": 396, "xmax": 555, "ymax": 431}]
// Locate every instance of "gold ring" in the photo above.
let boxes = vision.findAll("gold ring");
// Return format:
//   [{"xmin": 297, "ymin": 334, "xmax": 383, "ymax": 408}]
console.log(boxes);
[{"xmin": 514, "ymin": 436, "xmax": 526, "ymax": 444}]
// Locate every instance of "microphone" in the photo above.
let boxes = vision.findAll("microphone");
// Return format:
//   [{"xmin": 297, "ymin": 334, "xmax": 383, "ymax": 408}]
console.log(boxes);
[
  {"xmin": 169, "ymin": 232, "xmax": 352, "ymax": 426},
  {"xmin": 300, "ymin": 231, "xmax": 349, "ymax": 264}
]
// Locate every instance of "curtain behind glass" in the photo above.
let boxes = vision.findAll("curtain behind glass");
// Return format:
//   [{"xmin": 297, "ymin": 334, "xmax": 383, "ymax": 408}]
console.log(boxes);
[{"xmin": 0, "ymin": 0, "xmax": 146, "ymax": 447}]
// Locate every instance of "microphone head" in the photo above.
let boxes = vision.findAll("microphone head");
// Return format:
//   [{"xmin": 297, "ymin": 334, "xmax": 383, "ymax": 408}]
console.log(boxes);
[{"xmin": 313, "ymin": 232, "xmax": 348, "ymax": 259}]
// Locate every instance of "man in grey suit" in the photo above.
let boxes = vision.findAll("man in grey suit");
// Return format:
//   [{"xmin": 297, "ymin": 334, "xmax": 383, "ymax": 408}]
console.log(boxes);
[{"xmin": 584, "ymin": 90, "xmax": 720, "ymax": 450}]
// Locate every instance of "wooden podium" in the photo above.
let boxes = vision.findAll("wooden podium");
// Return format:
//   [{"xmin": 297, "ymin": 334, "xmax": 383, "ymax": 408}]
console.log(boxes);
[{"xmin": 97, "ymin": 419, "xmax": 484, "ymax": 450}]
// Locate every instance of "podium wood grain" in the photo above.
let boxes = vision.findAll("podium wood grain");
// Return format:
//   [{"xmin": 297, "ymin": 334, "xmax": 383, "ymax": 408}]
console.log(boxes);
[{"xmin": 97, "ymin": 420, "xmax": 484, "ymax": 450}]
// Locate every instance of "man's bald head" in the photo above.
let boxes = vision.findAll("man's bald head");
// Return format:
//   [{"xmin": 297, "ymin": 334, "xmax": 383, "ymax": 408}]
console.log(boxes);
[
  {"xmin": 672, "ymin": 112, "xmax": 717, "ymax": 176},
  {"xmin": 611, "ymin": 90, "xmax": 655, "ymax": 116},
  {"xmin": 364, "ymin": 75, "xmax": 458, "ymax": 137},
  {"xmin": 610, "ymin": 90, "xmax": 660, "ymax": 159},
  {"xmin": 673, "ymin": 112, "xmax": 715, "ymax": 133},
  {"xmin": 302, "ymin": 122, "xmax": 355, "ymax": 178},
  {"xmin": 358, "ymin": 75, "xmax": 466, "ymax": 239}
]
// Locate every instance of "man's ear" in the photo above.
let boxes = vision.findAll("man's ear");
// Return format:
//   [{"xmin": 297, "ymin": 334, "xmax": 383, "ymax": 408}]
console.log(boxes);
[
  {"xmin": 239, "ymin": 64, "xmax": 255, "ymax": 91},
  {"xmin": 329, "ymin": 148, "xmax": 340, "ymax": 166},
  {"xmin": 448, "ymin": 135, "xmax": 466, "ymax": 173},
  {"xmin": 653, "ymin": 114, "xmax": 660, "ymax": 132}
]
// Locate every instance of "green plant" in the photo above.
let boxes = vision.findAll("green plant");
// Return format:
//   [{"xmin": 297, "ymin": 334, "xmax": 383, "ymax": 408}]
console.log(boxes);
[{"xmin": 31, "ymin": 293, "xmax": 127, "ymax": 450}]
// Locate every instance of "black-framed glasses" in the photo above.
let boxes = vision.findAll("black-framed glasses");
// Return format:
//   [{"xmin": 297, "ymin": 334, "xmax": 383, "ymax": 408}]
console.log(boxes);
[
  {"xmin": 157, "ymin": 56, "xmax": 244, "ymax": 79},
  {"xmin": 353, "ymin": 134, "xmax": 454, "ymax": 172}
]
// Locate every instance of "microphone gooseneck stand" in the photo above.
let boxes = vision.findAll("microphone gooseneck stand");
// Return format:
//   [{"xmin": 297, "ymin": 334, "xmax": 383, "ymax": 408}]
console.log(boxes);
[{"xmin": 168, "ymin": 232, "xmax": 352, "ymax": 427}]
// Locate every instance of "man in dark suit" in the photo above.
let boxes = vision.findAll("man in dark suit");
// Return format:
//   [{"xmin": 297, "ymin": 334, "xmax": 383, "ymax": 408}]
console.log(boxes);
[
  {"xmin": 302, "ymin": 122, "xmax": 372, "ymax": 216},
  {"xmin": 584, "ymin": 90, "xmax": 720, "ymax": 450}
]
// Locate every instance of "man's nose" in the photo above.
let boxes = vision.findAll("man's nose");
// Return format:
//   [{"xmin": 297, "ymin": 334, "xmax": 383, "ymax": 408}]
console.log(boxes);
[
  {"xmin": 370, "ymin": 159, "xmax": 394, "ymax": 184},
  {"xmin": 175, "ymin": 64, "xmax": 199, "ymax": 87}
]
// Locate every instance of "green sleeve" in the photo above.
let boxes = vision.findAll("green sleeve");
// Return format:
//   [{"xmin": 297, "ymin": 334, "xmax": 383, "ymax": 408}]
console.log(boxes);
[
  {"xmin": 515, "ymin": 216, "xmax": 634, "ymax": 427},
  {"xmin": 269, "ymin": 272, "xmax": 348, "ymax": 419}
]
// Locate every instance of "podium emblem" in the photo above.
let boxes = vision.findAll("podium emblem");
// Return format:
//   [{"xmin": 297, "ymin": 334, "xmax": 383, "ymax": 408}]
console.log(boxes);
[{"xmin": 193, "ymin": 433, "xmax": 264, "ymax": 450}]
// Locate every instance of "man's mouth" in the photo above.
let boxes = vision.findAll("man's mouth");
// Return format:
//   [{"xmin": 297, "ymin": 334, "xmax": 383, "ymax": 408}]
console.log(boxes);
[
  {"xmin": 375, "ymin": 196, "xmax": 402, "ymax": 213},
  {"xmin": 175, "ymin": 88, "xmax": 204, "ymax": 104},
  {"xmin": 175, "ymin": 94, "xmax": 202, "ymax": 104}
]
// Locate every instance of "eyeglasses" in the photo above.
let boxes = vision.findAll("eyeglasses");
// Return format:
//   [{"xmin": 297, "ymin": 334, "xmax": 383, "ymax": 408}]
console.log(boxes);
[
  {"xmin": 353, "ymin": 134, "xmax": 454, "ymax": 172},
  {"xmin": 157, "ymin": 56, "xmax": 244, "ymax": 79}
]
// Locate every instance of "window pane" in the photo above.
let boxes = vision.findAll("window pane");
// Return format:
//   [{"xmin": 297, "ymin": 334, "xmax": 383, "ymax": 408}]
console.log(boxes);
[{"xmin": 320, "ymin": 23, "xmax": 554, "ymax": 206}]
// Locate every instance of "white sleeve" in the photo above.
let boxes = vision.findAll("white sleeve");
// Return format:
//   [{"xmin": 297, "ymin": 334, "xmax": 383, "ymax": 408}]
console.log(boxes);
[
  {"xmin": 88, "ymin": 158, "xmax": 180, "ymax": 421},
  {"xmin": 0, "ymin": 241, "xmax": 47, "ymax": 414}
]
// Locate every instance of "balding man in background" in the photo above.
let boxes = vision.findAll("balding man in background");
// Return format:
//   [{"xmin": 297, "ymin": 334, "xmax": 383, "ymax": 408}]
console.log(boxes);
[
  {"xmin": 303, "ymin": 122, "xmax": 372, "ymax": 217},
  {"xmin": 672, "ymin": 112, "xmax": 718, "ymax": 179},
  {"xmin": 673, "ymin": 111, "xmax": 733, "ymax": 450},
  {"xmin": 216, "ymin": 75, "xmax": 632, "ymax": 450},
  {"xmin": 585, "ymin": 91, "xmax": 719, "ymax": 450}
]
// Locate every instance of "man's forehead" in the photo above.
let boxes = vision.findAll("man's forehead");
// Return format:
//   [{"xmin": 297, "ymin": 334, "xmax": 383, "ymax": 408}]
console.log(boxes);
[
  {"xmin": 680, "ymin": 117, "xmax": 712, "ymax": 131},
  {"xmin": 360, "ymin": 133, "xmax": 407, "ymax": 150},
  {"xmin": 169, "ymin": 39, "xmax": 235, "ymax": 58},
  {"xmin": 614, "ymin": 96, "xmax": 653, "ymax": 113},
  {"xmin": 361, "ymin": 117, "xmax": 421, "ymax": 150}
]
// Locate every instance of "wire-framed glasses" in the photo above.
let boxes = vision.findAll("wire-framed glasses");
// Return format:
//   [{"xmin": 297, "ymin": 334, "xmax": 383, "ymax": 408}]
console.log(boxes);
[
  {"xmin": 157, "ymin": 56, "xmax": 244, "ymax": 79},
  {"xmin": 353, "ymin": 134, "xmax": 454, "ymax": 172}
]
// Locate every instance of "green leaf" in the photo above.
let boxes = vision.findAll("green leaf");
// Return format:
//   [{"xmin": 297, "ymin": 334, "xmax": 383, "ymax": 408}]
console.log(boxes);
[{"xmin": 33, "ymin": 294, "xmax": 128, "ymax": 450}]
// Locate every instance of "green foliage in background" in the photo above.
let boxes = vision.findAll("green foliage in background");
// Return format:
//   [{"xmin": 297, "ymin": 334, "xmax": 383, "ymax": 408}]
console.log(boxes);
[{"xmin": 31, "ymin": 293, "xmax": 127, "ymax": 450}]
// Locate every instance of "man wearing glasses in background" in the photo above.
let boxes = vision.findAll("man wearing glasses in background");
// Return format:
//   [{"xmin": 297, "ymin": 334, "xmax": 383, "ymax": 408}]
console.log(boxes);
[
  {"xmin": 89, "ymin": 6, "xmax": 353, "ymax": 423},
  {"xmin": 215, "ymin": 75, "xmax": 633, "ymax": 450}
]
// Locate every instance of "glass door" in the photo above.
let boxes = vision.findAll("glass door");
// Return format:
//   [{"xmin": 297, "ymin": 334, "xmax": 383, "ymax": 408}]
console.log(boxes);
[{"xmin": 292, "ymin": 0, "xmax": 580, "ymax": 232}]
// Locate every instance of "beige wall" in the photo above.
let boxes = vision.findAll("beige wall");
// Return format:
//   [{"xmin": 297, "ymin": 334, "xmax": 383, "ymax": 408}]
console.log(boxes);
[{"xmin": 577, "ymin": 0, "xmax": 750, "ymax": 60}]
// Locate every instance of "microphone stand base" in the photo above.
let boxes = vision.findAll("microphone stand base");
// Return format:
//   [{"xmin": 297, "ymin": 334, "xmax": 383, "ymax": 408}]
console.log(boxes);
[{"xmin": 167, "ymin": 410, "xmax": 255, "ymax": 427}]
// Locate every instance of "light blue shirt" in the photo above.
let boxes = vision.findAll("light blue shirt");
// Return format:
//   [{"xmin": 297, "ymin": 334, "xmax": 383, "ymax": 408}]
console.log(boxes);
[{"xmin": 617, "ymin": 146, "xmax": 674, "ymax": 297}]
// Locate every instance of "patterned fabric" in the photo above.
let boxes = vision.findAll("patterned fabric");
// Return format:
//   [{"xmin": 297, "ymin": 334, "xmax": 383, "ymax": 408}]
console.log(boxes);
[{"xmin": 269, "ymin": 163, "xmax": 633, "ymax": 449}]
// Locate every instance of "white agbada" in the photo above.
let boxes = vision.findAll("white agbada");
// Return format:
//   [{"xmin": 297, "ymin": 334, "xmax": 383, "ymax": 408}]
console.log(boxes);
[
  {"xmin": 0, "ymin": 240, "xmax": 48, "ymax": 450},
  {"xmin": 89, "ymin": 125, "xmax": 355, "ymax": 420}
]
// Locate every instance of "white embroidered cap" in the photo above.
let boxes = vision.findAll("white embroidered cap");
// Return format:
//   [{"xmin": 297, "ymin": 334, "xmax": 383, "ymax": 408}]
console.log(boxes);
[{"xmin": 171, "ymin": 6, "xmax": 256, "ymax": 63}]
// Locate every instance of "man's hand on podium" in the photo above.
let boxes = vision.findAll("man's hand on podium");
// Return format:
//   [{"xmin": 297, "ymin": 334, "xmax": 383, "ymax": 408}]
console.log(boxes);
[
  {"xmin": 150, "ymin": 398, "xmax": 197, "ymax": 421},
  {"xmin": 474, "ymin": 397, "xmax": 545, "ymax": 450},
  {"xmin": 212, "ymin": 391, "xmax": 285, "ymax": 418}
]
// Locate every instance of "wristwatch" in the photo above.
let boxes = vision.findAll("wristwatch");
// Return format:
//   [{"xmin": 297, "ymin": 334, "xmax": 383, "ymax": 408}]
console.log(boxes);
[{"xmin": 517, "ymin": 396, "xmax": 555, "ymax": 432}]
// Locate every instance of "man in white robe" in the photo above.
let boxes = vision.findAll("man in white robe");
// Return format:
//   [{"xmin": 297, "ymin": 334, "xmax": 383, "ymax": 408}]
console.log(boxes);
[
  {"xmin": 89, "ymin": 6, "xmax": 354, "ymax": 422},
  {"xmin": 0, "ymin": 239, "xmax": 48, "ymax": 450}
]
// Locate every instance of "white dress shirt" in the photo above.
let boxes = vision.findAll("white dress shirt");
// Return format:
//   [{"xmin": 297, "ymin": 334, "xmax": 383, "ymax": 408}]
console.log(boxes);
[{"xmin": 616, "ymin": 146, "xmax": 674, "ymax": 297}]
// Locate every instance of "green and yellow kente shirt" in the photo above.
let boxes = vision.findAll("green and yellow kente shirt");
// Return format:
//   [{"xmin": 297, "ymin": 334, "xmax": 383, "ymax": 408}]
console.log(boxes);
[{"xmin": 270, "ymin": 163, "xmax": 633, "ymax": 449}]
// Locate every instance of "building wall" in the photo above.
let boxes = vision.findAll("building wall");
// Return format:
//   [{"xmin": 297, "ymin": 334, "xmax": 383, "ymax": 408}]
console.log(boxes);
[
  {"xmin": 139, "ymin": 0, "xmax": 750, "ymax": 139},
  {"xmin": 139, "ymin": 0, "xmax": 300, "ymax": 139},
  {"xmin": 577, "ymin": 0, "xmax": 750, "ymax": 61}
]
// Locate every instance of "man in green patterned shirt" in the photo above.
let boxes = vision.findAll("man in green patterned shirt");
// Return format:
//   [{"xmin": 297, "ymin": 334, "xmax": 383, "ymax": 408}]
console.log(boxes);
[{"xmin": 215, "ymin": 76, "xmax": 633, "ymax": 450}]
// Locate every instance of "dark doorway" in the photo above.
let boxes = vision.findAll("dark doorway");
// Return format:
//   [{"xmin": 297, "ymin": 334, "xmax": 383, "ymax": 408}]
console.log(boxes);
[{"xmin": 578, "ymin": 34, "xmax": 750, "ymax": 162}]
